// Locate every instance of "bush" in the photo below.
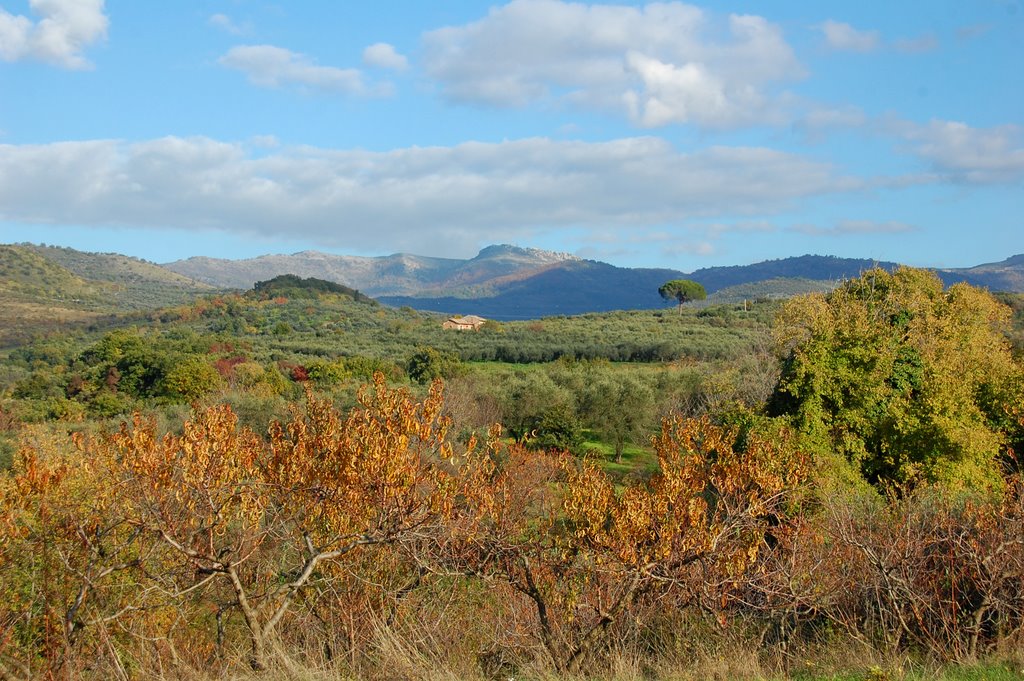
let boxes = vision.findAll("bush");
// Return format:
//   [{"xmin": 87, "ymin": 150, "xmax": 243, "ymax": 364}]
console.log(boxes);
[
  {"xmin": 406, "ymin": 346, "xmax": 464, "ymax": 384},
  {"xmin": 161, "ymin": 355, "xmax": 223, "ymax": 401}
]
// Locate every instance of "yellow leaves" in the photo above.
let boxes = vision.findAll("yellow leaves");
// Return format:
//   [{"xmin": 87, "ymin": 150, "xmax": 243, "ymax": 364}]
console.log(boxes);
[
  {"xmin": 563, "ymin": 414, "xmax": 805, "ymax": 579},
  {"xmin": 773, "ymin": 266, "xmax": 1020, "ymax": 491}
]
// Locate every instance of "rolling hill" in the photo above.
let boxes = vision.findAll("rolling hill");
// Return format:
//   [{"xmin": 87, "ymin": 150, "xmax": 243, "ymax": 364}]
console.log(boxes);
[
  {"xmin": 23, "ymin": 243, "xmax": 214, "ymax": 309},
  {"xmin": 382, "ymin": 252, "xmax": 1024, "ymax": 319},
  {"xmin": 938, "ymin": 254, "xmax": 1024, "ymax": 292},
  {"xmin": 379, "ymin": 259, "xmax": 686, "ymax": 319},
  {"xmin": 0, "ymin": 245, "xmax": 120, "ymax": 346},
  {"xmin": 0, "ymin": 244, "xmax": 212, "ymax": 347},
  {"xmin": 5, "ymin": 242, "xmax": 1023, "ymax": 325}
]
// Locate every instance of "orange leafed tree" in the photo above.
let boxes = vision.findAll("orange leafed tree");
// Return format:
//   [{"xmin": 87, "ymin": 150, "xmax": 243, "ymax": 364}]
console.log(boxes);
[
  {"xmin": 561, "ymin": 415, "xmax": 806, "ymax": 667},
  {"xmin": 0, "ymin": 428, "xmax": 151, "ymax": 676},
  {"xmin": 436, "ymin": 415, "xmax": 806, "ymax": 673},
  {"xmin": 87, "ymin": 374, "xmax": 476, "ymax": 670}
]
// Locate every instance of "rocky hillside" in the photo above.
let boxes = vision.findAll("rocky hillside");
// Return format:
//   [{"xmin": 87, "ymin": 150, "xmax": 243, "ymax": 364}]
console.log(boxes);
[{"xmin": 165, "ymin": 244, "xmax": 578, "ymax": 296}]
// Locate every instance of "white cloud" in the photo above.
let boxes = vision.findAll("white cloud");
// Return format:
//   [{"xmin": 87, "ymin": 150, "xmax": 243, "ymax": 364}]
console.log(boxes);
[
  {"xmin": 956, "ymin": 24, "xmax": 991, "ymax": 41},
  {"xmin": 818, "ymin": 20, "xmax": 880, "ymax": 53},
  {"xmin": 794, "ymin": 105, "xmax": 867, "ymax": 141},
  {"xmin": 220, "ymin": 45, "xmax": 389, "ymax": 96},
  {"xmin": 0, "ymin": 136, "xmax": 856, "ymax": 258},
  {"xmin": 662, "ymin": 240, "xmax": 716, "ymax": 258},
  {"xmin": 0, "ymin": 0, "xmax": 108, "ymax": 69},
  {"xmin": 208, "ymin": 13, "xmax": 248, "ymax": 36},
  {"xmin": 892, "ymin": 119, "xmax": 1024, "ymax": 183},
  {"xmin": 894, "ymin": 33, "xmax": 939, "ymax": 53},
  {"xmin": 817, "ymin": 21, "xmax": 934, "ymax": 55},
  {"xmin": 703, "ymin": 220, "xmax": 777, "ymax": 237},
  {"xmin": 248, "ymin": 135, "xmax": 280, "ymax": 149},
  {"xmin": 362, "ymin": 42, "xmax": 407, "ymax": 71},
  {"xmin": 793, "ymin": 220, "xmax": 915, "ymax": 236},
  {"xmin": 422, "ymin": 0, "xmax": 803, "ymax": 129}
]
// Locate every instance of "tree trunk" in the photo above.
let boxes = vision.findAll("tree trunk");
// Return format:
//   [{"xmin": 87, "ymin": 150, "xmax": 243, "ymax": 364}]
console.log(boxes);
[{"xmin": 226, "ymin": 566, "xmax": 269, "ymax": 671}]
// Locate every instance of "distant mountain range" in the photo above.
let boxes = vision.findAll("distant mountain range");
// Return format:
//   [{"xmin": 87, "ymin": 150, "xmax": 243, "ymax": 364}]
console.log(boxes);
[
  {"xmin": 166, "ymin": 245, "xmax": 578, "ymax": 297},
  {"xmin": 3, "ymin": 243, "xmax": 1022, "ymax": 326},
  {"xmin": 164, "ymin": 245, "xmax": 1024, "ymax": 320}
]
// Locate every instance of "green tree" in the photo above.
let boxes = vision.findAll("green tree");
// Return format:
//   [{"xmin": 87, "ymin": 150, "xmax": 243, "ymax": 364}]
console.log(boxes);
[
  {"xmin": 769, "ymin": 267, "xmax": 1021, "ymax": 492},
  {"xmin": 496, "ymin": 371, "xmax": 574, "ymax": 444},
  {"xmin": 406, "ymin": 346, "xmax": 463, "ymax": 384},
  {"xmin": 534, "ymin": 403, "xmax": 583, "ymax": 452},
  {"xmin": 305, "ymin": 359, "xmax": 348, "ymax": 387},
  {"xmin": 580, "ymin": 373, "xmax": 655, "ymax": 463},
  {"xmin": 161, "ymin": 355, "xmax": 223, "ymax": 401},
  {"xmin": 82, "ymin": 329, "xmax": 171, "ymax": 398},
  {"xmin": 659, "ymin": 279, "xmax": 707, "ymax": 313}
]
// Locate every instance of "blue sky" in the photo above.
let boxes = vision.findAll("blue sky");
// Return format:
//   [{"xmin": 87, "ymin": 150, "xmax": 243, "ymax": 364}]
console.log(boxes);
[{"xmin": 0, "ymin": 0, "xmax": 1021, "ymax": 270}]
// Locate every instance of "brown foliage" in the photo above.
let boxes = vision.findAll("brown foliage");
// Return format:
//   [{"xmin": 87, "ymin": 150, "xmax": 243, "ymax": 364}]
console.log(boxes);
[{"xmin": 2, "ymin": 377, "xmax": 1023, "ymax": 678}]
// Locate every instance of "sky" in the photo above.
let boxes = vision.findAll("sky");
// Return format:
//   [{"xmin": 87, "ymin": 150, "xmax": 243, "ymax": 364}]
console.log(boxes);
[{"xmin": 0, "ymin": 0, "xmax": 1022, "ymax": 271}]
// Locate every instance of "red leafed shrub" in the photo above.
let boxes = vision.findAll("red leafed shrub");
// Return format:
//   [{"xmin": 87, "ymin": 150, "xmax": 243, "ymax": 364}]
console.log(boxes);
[{"xmin": 213, "ymin": 356, "xmax": 247, "ymax": 378}]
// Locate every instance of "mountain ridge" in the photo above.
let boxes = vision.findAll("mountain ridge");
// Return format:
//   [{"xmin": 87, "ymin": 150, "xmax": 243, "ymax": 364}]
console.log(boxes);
[
  {"xmin": 162, "ymin": 246, "xmax": 1024, "ymax": 319},
  {"xmin": 4, "ymin": 242, "xmax": 1021, "ymax": 323},
  {"xmin": 165, "ymin": 244, "xmax": 581, "ymax": 297}
]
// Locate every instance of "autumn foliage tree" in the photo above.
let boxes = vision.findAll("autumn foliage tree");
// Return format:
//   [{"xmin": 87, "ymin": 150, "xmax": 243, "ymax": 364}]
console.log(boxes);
[
  {"xmin": 435, "ymin": 415, "xmax": 807, "ymax": 673},
  {"xmin": 107, "ymin": 375, "xmax": 475, "ymax": 670},
  {"xmin": 0, "ymin": 375, "xmax": 485, "ymax": 674},
  {"xmin": 2, "ymin": 369, "xmax": 1022, "ymax": 678},
  {"xmin": 0, "ymin": 428, "xmax": 150, "ymax": 675}
]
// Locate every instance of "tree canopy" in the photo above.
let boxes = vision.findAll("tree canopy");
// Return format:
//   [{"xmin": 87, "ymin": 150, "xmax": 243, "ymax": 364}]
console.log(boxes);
[
  {"xmin": 768, "ymin": 266, "xmax": 1022, "ymax": 492},
  {"xmin": 252, "ymin": 274, "xmax": 368, "ymax": 302},
  {"xmin": 658, "ymin": 279, "xmax": 707, "ymax": 313}
]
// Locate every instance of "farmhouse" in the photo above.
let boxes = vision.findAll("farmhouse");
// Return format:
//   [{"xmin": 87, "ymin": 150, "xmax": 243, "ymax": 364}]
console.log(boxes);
[{"xmin": 442, "ymin": 315, "xmax": 487, "ymax": 331}]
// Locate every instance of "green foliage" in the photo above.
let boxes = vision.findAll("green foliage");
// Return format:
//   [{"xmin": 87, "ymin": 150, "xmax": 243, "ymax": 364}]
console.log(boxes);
[
  {"xmin": 161, "ymin": 355, "xmax": 222, "ymax": 401},
  {"xmin": 770, "ymin": 267, "xmax": 1022, "ymax": 491},
  {"xmin": 343, "ymin": 355, "xmax": 404, "ymax": 382},
  {"xmin": 579, "ymin": 371, "xmax": 656, "ymax": 462},
  {"xmin": 659, "ymin": 278, "xmax": 707, "ymax": 311},
  {"xmin": 0, "ymin": 436, "xmax": 13, "ymax": 471},
  {"xmin": 533, "ymin": 403, "xmax": 583, "ymax": 451},
  {"xmin": 87, "ymin": 389, "xmax": 136, "ymax": 418},
  {"xmin": 495, "ymin": 370, "xmax": 574, "ymax": 443},
  {"xmin": 252, "ymin": 273, "xmax": 370, "ymax": 302},
  {"xmin": 304, "ymin": 358, "xmax": 348, "ymax": 386},
  {"xmin": 406, "ymin": 346, "xmax": 464, "ymax": 384},
  {"xmin": 995, "ymin": 292, "xmax": 1024, "ymax": 359}
]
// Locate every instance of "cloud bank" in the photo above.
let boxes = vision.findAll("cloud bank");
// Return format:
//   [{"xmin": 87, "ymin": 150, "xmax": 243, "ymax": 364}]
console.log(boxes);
[
  {"xmin": 0, "ymin": 136, "xmax": 854, "ymax": 257},
  {"xmin": 892, "ymin": 120, "xmax": 1024, "ymax": 183}
]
